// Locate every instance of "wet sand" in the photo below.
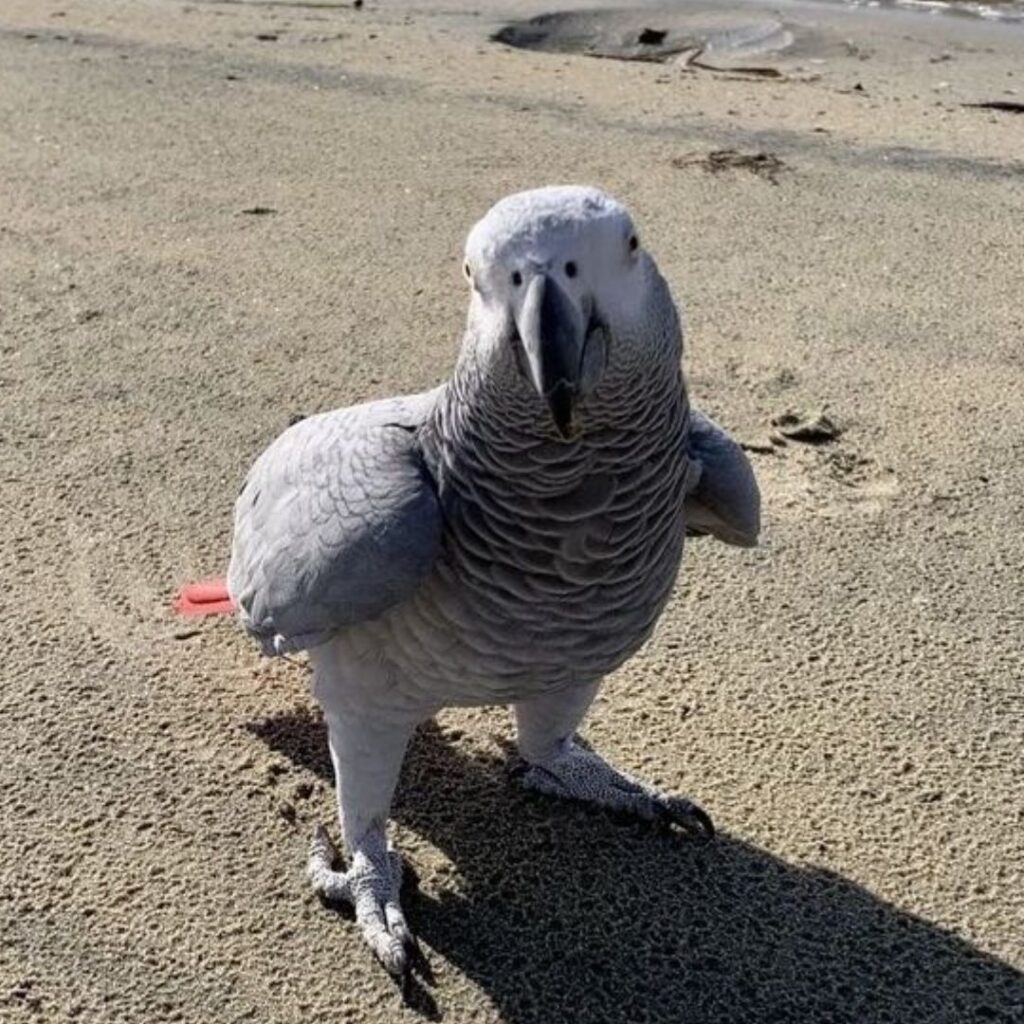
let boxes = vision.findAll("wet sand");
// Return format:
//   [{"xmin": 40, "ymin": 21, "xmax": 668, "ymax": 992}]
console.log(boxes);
[{"xmin": 2, "ymin": 0, "xmax": 1023, "ymax": 1021}]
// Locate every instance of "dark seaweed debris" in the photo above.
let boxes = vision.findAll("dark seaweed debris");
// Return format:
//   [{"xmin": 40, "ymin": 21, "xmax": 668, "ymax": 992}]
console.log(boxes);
[
  {"xmin": 771, "ymin": 410, "xmax": 842, "ymax": 444},
  {"xmin": 672, "ymin": 149, "xmax": 788, "ymax": 184},
  {"xmin": 962, "ymin": 101, "xmax": 1024, "ymax": 114}
]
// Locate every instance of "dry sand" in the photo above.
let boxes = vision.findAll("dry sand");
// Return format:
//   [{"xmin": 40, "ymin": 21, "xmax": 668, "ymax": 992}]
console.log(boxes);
[{"xmin": 2, "ymin": 0, "xmax": 1023, "ymax": 1021}]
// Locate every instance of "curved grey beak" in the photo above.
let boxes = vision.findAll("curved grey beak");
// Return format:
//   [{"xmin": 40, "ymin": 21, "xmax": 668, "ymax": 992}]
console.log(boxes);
[{"xmin": 514, "ymin": 273, "xmax": 586, "ymax": 439}]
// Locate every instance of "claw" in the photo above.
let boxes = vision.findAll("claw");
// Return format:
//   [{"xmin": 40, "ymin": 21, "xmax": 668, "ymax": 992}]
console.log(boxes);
[
  {"xmin": 385, "ymin": 903, "xmax": 412, "ymax": 947},
  {"xmin": 310, "ymin": 823, "xmax": 338, "ymax": 869},
  {"xmin": 657, "ymin": 797, "xmax": 716, "ymax": 841},
  {"xmin": 515, "ymin": 743, "xmax": 715, "ymax": 841},
  {"xmin": 308, "ymin": 824, "xmax": 349, "ymax": 900},
  {"xmin": 307, "ymin": 824, "xmax": 414, "ymax": 975},
  {"xmin": 371, "ymin": 930, "xmax": 408, "ymax": 976}
]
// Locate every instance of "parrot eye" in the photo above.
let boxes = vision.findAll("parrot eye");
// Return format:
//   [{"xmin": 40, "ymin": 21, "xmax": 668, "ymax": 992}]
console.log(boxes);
[
  {"xmin": 511, "ymin": 270, "xmax": 523, "ymax": 287},
  {"xmin": 628, "ymin": 235, "xmax": 639, "ymax": 252},
  {"xmin": 564, "ymin": 261, "xmax": 577, "ymax": 279}
]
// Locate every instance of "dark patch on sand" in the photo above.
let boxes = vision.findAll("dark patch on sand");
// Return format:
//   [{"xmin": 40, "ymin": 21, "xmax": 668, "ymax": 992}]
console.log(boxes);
[
  {"xmin": 492, "ymin": 8, "xmax": 796, "ymax": 68},
  {"xmin": 772, "ymin": 410, "xmax": 842, "ymax": 443},
  {"xmin": 963, "ymin": 100, "xmax": 1024, "ymax": 114},
  {"xmin": 673, "ymin": 149, "xmax": 788, "ymax": 184},
  {"xmin": 250, "ymin": 712, "xmax": 1024, "ymax": 1024}
]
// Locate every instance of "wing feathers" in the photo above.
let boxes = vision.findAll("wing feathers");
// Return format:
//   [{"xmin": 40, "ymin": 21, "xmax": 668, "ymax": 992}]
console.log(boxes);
[
  {"xmin": 227, "ymin": 392, "xmax": 443, "ymax": 654},
  {"xmin": 684, "ymin": 409, "xmax": 761, "ymax": 548}
]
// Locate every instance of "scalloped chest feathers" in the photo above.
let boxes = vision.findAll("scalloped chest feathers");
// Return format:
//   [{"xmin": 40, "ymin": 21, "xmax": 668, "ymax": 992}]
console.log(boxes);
[{"xmin": 341, "ymin": 390, "xmax": 692, "ymax": 709}]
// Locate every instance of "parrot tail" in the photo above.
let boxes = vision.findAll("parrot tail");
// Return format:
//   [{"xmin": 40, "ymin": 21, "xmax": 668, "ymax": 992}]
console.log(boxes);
[{"xmin": 174, "ymin": 578, "xmax": 237, "ymax": 616}]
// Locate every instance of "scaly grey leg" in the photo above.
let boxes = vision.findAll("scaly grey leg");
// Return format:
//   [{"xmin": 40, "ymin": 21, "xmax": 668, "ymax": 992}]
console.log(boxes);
[{"xmin": 513, "ymin": 682, "xmax": 714, "ymax": 839}]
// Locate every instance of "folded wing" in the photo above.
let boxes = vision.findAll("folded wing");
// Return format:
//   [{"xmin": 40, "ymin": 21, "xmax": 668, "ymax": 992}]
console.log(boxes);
[
  {"xmin": 228, "ymin": 390, "xmax": 443, "ymax": 655},
  {"xmin": 684, "ymin": 408, "xmax": 761, "ymax": 548}
]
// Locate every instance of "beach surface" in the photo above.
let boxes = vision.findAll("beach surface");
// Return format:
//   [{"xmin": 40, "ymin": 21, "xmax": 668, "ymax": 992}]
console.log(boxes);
[{"xmin": 2, "ymin": 1, "xmax": 1023, "ymax": 1021}]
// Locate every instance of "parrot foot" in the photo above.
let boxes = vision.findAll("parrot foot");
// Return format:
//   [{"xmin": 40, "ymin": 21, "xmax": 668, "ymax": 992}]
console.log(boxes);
[
  {"xmin": 307, "ymin": 823, "xmax": 412, "ymax": 975},
  {"xmin": 514, "ymin": 740, "xmax": 715, "ymax": 840}
]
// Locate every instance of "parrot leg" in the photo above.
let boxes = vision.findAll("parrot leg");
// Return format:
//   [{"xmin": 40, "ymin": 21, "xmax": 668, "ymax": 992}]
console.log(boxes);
[
  {"xmin": 306, "ymin": 707, "xmax": 418, "ymax": 975},
  {"xmin": 513, "ymin": 683, "xmax": 715, "ymax": 839}
]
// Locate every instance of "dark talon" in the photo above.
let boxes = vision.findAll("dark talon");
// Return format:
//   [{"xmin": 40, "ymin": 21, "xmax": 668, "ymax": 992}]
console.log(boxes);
[
  {"xmin": 687, "ymin": 804, "xmax": 716, "ymax": 841},
  {"xmin": 658, "ymin": 798, "xmax": 716, "ymax": 841}
]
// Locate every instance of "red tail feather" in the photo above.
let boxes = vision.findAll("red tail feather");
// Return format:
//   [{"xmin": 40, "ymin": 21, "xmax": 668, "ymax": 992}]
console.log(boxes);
[{"xmin": 174, "ymin": 578, "xmax": 236, "ymax": 616}]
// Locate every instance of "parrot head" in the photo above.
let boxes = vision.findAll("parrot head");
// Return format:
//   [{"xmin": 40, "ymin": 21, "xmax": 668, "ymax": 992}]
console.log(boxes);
[{"xmin": 462, "ymin": 186, "xmax": 675, "ymax": 440}]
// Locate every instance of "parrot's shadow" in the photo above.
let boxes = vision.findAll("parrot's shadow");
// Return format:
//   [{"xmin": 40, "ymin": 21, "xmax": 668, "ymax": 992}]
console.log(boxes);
[{"xmin": 250, "ymin": 711, "xmax": 1024, "ymax": 1024}]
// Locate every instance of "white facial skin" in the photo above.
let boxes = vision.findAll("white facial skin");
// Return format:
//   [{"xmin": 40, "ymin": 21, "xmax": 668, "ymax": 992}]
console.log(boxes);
[{"xmin": 462, "ymin": 188, "xmax": 651, "ymax": 434}]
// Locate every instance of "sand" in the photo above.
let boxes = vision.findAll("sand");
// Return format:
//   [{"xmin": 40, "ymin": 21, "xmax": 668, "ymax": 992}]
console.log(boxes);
[{"xmin": 1, "ymin": 0, "xmax": 1022, "ymax": 1021}]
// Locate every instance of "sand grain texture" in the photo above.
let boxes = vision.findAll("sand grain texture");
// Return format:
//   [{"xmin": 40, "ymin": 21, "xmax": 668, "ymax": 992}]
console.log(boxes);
[{"xmin": 1, "ymin": 1, "xmax": 1022, "ymax": 1021}]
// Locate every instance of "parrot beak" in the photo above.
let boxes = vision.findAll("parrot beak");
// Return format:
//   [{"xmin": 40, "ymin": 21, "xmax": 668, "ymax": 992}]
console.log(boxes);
[{"xmin": 514, "ymin": 273, "xmax": 587, "ymax": 440}]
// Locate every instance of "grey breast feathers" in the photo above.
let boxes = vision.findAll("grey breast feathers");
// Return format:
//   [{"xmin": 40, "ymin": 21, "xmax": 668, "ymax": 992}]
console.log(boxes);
[
  {"xmin": 227, "ymin": 389, "xmax": 444, "ymax": 655},
  {"xmin": 684, "ymin": 408, "xmax": 761, "ymax": 548}
]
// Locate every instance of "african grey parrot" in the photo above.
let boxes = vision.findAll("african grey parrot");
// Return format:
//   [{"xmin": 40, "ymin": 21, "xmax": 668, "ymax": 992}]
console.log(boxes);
[{"xmin": 225, "ymin": 186, "xmax": 760, "ymax": 974}]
